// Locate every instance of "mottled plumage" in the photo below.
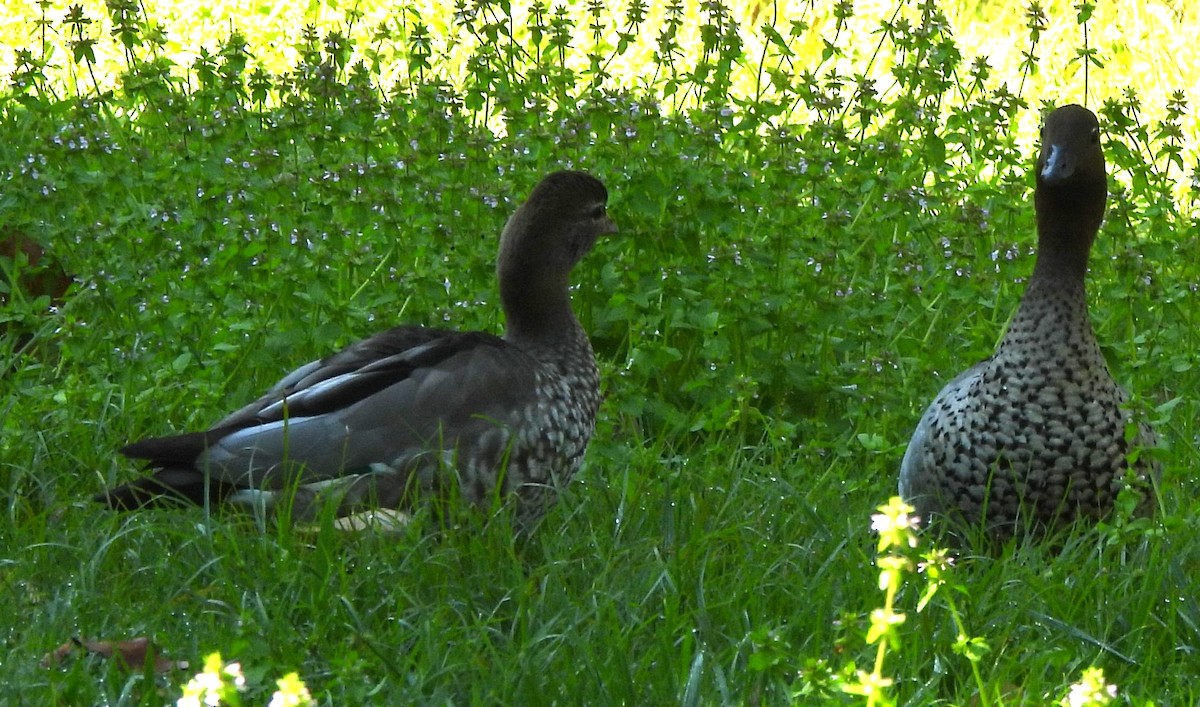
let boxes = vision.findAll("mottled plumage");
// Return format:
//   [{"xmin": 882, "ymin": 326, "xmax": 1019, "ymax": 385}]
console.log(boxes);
[
  {"xmin": 899, "ymin": 105, "xmax": 1158, "ymax": 536},
  {"xmin": 98, "ymin": 170, "xmax": 617, "ymax": 529}
]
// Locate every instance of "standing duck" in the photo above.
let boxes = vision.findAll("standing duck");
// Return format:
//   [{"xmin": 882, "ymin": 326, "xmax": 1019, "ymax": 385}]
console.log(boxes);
[
  {"xmin": 899, "ymin": 105, "xmax": 1158, "ymax": 536},
  {"xmin": 98, "ymin": 170, "xmax": 617, "ymax": 529}
]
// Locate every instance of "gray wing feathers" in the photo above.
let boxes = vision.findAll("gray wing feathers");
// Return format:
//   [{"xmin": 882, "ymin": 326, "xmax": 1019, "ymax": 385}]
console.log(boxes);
[
  {"xmin": 214, "ymin": 326, "xmax": 451, "ymax": 429},
  {"xmin": 215, "ymin": 359, "xmax": 323, "ymax": 428},
  {"xmin": 199, "ymin": 344, "xmax": 539, "ymax": 489}
]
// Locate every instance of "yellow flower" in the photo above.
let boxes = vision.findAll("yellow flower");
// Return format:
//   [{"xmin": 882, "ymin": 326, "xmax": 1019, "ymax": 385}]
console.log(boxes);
[
  {"xmin": 177, "ymin": 652, "xmax": 232, "ymax": 707},
  {"xmin": 1062, "ymin": 667, "xmax": 1117, "ymax": 706},
  {"xmin": 269, "ymin": 672, "xmax": 315, "ymax": 707},
  {"xmin": 871, "ymin": 497, "xmax": 919, "ymax": 552}
]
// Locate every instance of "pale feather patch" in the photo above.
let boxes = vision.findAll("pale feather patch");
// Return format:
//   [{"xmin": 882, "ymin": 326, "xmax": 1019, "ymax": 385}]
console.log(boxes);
[{"xmin": 329, "ymin": 508, "xmax": 413, "ymax": 532}]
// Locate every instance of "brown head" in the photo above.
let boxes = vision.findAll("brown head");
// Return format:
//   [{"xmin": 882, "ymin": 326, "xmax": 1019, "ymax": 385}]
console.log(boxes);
[
  {"xmin": 1033, "ymin": 105, "xmax": 1107, "ymax": 280},
  {"xmin": 497, "ymin": 171, "xmax": 617, "ymax": 340}
]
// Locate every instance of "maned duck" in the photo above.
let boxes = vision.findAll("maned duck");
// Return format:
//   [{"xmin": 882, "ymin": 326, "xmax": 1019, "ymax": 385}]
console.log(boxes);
[
  {"xmin": 98, "ymin": 170, "xmax": 617, "ymax": 530},
  {"xmin": 899, "ymin": 105, "xmax": 1158, "ymax": 536}
]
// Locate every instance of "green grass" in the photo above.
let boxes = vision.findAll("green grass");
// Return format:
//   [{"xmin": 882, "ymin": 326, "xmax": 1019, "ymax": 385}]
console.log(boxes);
[{"xmin": 2, "ymin": 0, "xmax": 1199, "ymax": 703}]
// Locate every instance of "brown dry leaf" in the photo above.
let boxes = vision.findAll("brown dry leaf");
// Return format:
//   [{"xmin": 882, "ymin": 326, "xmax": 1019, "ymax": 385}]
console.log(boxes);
[
  {"xmin": 0, "ymin": 228, "xmax": 72, "ymax": 305},
  {"xmin": 746, "ymin": 3, "xmax": 759, "ymax": 25},
  {"xmin": 40, "ymin": 636, "xmax": 189, "ymax": 674}
]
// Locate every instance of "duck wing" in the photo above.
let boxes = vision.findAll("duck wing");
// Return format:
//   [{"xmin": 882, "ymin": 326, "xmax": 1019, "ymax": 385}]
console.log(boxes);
[
  {"xmin": 101, "ymin": 328, "xmax": 539, "ymax": 510},
  {"xmin": 898, "ymin": 360, "xmax": 988, "ymax": 519}
]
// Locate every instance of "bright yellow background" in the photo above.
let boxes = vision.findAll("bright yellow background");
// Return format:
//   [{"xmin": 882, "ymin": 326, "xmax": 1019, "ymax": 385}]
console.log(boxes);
[{"xmin": 3, "ymin": 0, "xmax": 1197, "ymax": 157}]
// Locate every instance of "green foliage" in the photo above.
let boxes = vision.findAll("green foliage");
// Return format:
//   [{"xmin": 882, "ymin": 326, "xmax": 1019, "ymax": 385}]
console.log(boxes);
[{"xmin": 1, "ymin": 0, "xmax": 1198, "ymax": 704}]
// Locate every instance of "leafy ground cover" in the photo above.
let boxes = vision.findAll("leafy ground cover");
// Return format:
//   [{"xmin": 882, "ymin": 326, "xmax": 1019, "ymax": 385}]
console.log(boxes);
[{"xmin": 2, "ymin": 0, "xmax": 1198, "ymax": 703}]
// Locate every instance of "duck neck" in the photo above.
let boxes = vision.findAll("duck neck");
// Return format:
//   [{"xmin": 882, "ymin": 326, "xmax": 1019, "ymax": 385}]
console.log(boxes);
[
  {"xmin": 499, "ymin": 269, "xmax": 580, "ymax": 345},
  {"xmin": 1030, "ymin": 181, "xmax": 1103, "ymax": 285},
  {"xmin": 1006, "ymin": 203, "xmax": 1097, "ymax": 347}
]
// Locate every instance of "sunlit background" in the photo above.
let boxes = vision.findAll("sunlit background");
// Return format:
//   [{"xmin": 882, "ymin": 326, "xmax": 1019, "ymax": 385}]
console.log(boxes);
[{"xmin": 4, "ymin": 0, "xmax": 1197, "ymax": 127}]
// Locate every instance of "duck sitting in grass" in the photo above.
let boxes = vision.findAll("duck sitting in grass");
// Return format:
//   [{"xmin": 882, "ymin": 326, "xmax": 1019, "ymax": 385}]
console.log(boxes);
[
  {"xmin": 899, "ymin": 105, "xmax": 1158, "ymax": 537},
  {"xmin": 98, "ymin": 170, "xmax": 618, "ymax": 531}
]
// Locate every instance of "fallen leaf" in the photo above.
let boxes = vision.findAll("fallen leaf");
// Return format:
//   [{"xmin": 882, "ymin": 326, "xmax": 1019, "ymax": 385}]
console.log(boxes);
[
  {"xmin": 40, "ymin": 636, "xmax": 189, "ymax": 673},
  {"xmin": 1, "ymin": 228, "xmax": 72, "ymax": 305}
]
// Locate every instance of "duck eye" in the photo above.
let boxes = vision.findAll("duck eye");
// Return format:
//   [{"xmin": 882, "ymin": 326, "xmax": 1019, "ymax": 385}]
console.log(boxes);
[
  {"xmin": 589, "ymin": 205, "xmax": 606, "ymax": 219},
  {"xmin": 1090, "ymin": 127, "xmax": 1099, "ymax": 143}
]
